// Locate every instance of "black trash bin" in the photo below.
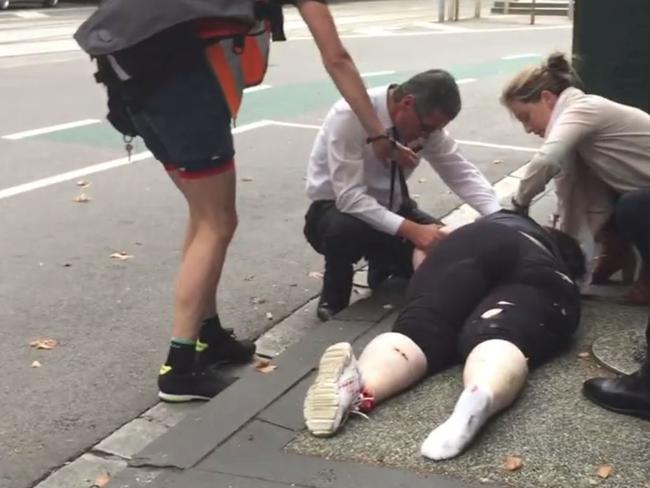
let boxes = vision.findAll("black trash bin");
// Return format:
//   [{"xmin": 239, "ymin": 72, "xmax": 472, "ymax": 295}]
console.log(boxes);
[{"xmin": 573, "ymin": 0, "xmax": 650, "ymax": 114}]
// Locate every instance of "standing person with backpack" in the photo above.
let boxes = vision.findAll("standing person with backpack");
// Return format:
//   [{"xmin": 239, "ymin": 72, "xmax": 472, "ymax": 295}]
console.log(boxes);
[{"xmin": 74, "ymin": 0, "xmax": 419, "ymax": 402}]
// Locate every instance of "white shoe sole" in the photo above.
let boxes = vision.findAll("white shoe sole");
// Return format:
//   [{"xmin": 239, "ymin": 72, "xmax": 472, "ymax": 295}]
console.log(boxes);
[
  {"xmin": 304, "ymin": 342, "xmax": 355, "ymax": 437},
  {"xmin": 158, "ymin": 391, "xmax": 212, "ymax": 402}
]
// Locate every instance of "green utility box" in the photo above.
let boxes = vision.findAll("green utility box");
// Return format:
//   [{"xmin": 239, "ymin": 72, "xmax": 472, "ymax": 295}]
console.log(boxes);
[{"xmin": 573, "ymin": 0, "xmax": 650, "ymax": 114}]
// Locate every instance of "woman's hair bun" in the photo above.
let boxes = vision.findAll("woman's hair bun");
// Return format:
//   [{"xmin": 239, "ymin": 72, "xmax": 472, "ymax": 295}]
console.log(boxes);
[{"xmin": 546, "ymin": 52, "xmax": 571, "ymax": 74}]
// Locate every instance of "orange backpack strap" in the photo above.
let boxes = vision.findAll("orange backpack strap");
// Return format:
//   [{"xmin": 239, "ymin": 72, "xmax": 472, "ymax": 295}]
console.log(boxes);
[{"xmin": 204, "ymin": 21, "xmax": 271, "ymax": 119}]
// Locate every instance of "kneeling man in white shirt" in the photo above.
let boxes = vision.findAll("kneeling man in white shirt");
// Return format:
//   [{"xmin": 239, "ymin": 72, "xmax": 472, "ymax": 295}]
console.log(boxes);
[{"xmin": 304, "ymin": 69, "xmax": 501, "ymax": 321}]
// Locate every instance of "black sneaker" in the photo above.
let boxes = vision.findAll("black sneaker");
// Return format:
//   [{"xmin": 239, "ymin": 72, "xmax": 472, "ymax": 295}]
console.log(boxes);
[
  {"xmin": 196, "ymin": 319, "xmax": 256, "ymax": 369},
  {"xmin": 158, "ymin": 365, "xmax": 236, "ymax": 402}
]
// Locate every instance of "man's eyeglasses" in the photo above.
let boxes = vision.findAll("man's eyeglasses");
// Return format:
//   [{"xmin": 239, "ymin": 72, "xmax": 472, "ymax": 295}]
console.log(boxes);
[{"xmin": 412, "ymin": 99, "xmax": 438, "ymax": 134}]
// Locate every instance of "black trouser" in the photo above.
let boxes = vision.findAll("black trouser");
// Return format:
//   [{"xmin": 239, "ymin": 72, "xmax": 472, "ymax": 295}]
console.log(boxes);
[
  {"xmin": 303, "ymin": 200, "xmax": 438, "ymax": 309},
  {"xmin": 614, "ymin": 188, "xmax": 650, "ymax": 373},
  {"xmin": 393, "ymin": 221, "xmax": 581, "ymax": 374}
]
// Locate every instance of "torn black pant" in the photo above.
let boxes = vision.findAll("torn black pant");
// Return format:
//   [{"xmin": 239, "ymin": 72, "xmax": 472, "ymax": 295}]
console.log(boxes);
[{"xmin": 393, "ymin": 220, "xmax": 581, "ymax": 374}]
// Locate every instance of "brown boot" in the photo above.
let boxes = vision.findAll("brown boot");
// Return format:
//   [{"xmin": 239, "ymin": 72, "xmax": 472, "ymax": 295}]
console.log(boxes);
[
  {"xmin": 591, "ymin": 226, "xmax": 636, "ymax": 284},
  {"xmin": 624, "ymin": 265, "xmax": 650, "ymax": 306}
]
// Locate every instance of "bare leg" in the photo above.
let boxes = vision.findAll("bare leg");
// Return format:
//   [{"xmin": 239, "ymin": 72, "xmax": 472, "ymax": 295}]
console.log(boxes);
[
  {"xmin": 421, "ymin": 339, "xmax": 528, "ymax": 460},
  {"xmin": 169, "ymin": 169, "xmax": 237, "ymax": 341},
  {"xmin": 168, "ymin": 171, "xmax": 218, "ymax": 321},
  {"xmin": 357, "ymin": 332, "xmax": 428, "ymax": 404},
  {"xmin": 304, "ymin": 332, "xmax": 427, "ymax": 437}
]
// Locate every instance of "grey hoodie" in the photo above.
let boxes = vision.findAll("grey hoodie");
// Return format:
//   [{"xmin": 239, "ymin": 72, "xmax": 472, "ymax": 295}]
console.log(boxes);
[{"xmin": 74, "ymin": 0, "xmax": 256, "ymax": 56}]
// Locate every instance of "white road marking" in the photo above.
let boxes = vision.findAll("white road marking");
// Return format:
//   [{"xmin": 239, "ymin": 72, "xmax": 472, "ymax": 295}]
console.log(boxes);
[
  {"xmin": 269, "ymin": 121, "xmax": 321, "ymax": 130},
  {"xmin": 0, "ymin": 120, "xmax": 273, "ymax": 200},
  {"xmin": 456, "ymin": 139, "xmax": 537, "ymax": 152},
  {"xmin": 361, "ymin": 70, "xmax": 396, "ymax": 77},
  {"xmin": 0, "ymin": 39, "xmax": 79, "ymax": 58},
  {"xmin": 501, "ymin": 53, "xmax": 541, "ymax": 60},
  {"xmin": 0, "ymin": 118, "xmax": 535, "ymax": 213},
  {"xmin": 0, "ymin": 152, "xmax": 152, "ymax": 200},
  {"xmin": 13, "ymin": 11, "xmax": 49, "ymax": 19},
  {"xmin": 2, "ymin": 119, "xmax": 101, "ymax": 140},
  {"xmin": 243, "ymin": 84, "xmax": 272, "ymax": 93},
  {"xmin": 411, "ymin": 21, "xmax": 471, "ymax": 32},
  {"xmin": 291, "ymin": 24, "xmax": 571, "ymax": 41}
]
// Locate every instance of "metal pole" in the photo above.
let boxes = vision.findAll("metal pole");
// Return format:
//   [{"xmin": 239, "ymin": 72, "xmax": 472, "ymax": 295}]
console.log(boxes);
[
  {"xmin": 530, "ymin": 0, "xmax": 536, "ymax": 24},
  {"xmin": 438, "ymin": 0, "xmax": 445, "ymax": 22},
  {"xmin": 504, "ymin": 0, "xmax": 510, "ymax": 15},
  {"xmin": 475, "ymin": 0, "xmax": 482, "ymax": 18},
  {"xmin": 454, "ymin": 0, "xmax": 460, "ymax": 21},
  {"xmin": 568, "ymin": 0, "xmax": 574, "ymax": 20}
]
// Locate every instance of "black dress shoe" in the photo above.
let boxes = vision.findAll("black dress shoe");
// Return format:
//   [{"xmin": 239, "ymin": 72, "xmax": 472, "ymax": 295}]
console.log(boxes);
[
  {"xmin": 316, "ymin": 301, "xmax": 346, "ymax": 322},
  {"xmin": 582, "ymin": 371, "xmax": 650, "ymax": 420}
]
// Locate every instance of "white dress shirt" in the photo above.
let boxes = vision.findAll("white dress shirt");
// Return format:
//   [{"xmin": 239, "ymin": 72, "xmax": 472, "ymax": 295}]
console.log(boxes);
[{"xmin": 305, "ymin": 85, "xmax": 501, "ymax": 235}]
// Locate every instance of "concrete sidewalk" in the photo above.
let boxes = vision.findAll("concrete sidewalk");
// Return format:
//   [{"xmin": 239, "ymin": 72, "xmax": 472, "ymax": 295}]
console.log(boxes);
[{"xmin": 95, "ymin": 191, "xmax": 650, "ymax": 488}]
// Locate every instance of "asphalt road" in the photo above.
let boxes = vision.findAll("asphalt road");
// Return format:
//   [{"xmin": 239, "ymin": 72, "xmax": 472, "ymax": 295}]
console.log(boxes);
[{"xmin": 0, "ymin": 3, "xmax": 571, "ymax": 487}]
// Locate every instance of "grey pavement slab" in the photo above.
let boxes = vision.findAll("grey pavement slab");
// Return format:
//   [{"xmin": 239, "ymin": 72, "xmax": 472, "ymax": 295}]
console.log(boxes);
[
  {"xmin": 289, "ymin": 300, "xmax": 650, "ymax": 488},
  {"xmin": 130, "ymin": 300, "xmax": 383, "ymax": 469},
  {"xmin": 34, "ymin": 454, "xmax": 127, "ymax": 488},
  {"xmin": 112, "ymin": 279, "xmax": 650, "ymax": 488},
  {"xmin": 94, "ymin": 418, "xmax": 169, "ymax": 460},
  {"xmin": 592, "ymin": 321, "xmax": 647, "ymax": 375}
]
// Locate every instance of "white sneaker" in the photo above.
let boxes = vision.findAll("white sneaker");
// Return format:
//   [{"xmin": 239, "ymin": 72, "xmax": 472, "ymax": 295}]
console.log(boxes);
[{"xmin": 303, "ymin": 342, "xmax": 365, "ymax": 437}]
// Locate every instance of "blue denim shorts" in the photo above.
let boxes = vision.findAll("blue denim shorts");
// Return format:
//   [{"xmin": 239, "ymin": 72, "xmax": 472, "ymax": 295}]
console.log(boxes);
[{"xmin": 106, "ymin": 27, "xmax": 235, "ymax": 178}]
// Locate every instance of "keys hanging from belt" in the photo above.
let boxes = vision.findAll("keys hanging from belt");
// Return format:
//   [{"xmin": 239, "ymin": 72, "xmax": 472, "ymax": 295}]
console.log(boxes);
[{"xmin": 123, "ymin": 135, "xmax": 133, "ymax": 161}]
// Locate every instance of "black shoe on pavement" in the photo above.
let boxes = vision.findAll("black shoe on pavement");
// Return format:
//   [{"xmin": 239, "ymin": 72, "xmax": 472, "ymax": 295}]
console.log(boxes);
[
  {"xmin": 196, "ymin": 317, "xmax": 256, "ymax": 369},
  {"xmin": 317, "ymin": 260, "xmax": 353, "ymax": 321},
  {"xmin": 158, "ymin": 366, "xmax": 236, "ymax": 402},
  {"xmin": 316, "ymin": 299, "xmax": 346, "ymax": 322},
  {"xmin": 582, "ymin": 370, "xmax": 650, "ymax": 420}
]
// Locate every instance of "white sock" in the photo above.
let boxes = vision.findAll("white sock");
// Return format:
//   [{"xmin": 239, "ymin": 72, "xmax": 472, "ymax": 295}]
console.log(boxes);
[{"xmin": 420, "ymin": 384, "xmax": 492, "ymax": 461}]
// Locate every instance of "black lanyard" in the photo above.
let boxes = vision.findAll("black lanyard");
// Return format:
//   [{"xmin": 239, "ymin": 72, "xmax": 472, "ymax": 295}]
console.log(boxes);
[{"xmin": 387, "ymin": 127, "xmax": 410, "ymax": 212}]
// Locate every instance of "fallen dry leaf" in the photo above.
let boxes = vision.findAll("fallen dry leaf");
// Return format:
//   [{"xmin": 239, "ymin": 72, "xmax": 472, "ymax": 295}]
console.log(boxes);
[
  {"xmin": 244, "ymin": 274, "xmax": 255, "ymax": 282},
  {"xmin": 31, "ymin": 360, "xmax": 42, "ymax": 368},
  {"xmin": 93, "ymin": 470, "xmax": 111, "ymax": 487},
  {"xmin": 578, "ymin": 351, "xmax": 591, "ymax": 359},
  {"xmin": 503, "ymin": 455, "xmax": 524, "ymax": 472},
  {"xmin": 308, "ymin": 271, "xmax": 324, "ymax": 279},
  {"xmin": 596, "ymin": 464, "xmax": 614, "ymax": 479},
  {"xmin": 73, "ymin": 193, "xmax": 91, "ymax": 203},
  {"xmin": 492, "ymin": 159, "xmax": 503, "ymax": 165},
  {"xmin": 258, "ymin": 364, "xmax": 278, "ymax": 374},
  {"xmin": 76, "ymin": 180, "xmax": 91, "ymax": 188},
  {"xmin": 241, "ymin": 177, "xmax": 254, "ymax": 182},
  {"xmin": 251, "ymin": 297, "xmax": 266, "ymax": 305},
  {"xmin": 417, "ymin": 178, "xmax": 427, "ymax": 183},
  {"xmin": 30, "ymin": 339, "xmax": 58, "ymax": 350},
  {"xmin": 109, "ymin": 251, "xmax": 133, "ymax": 261},
  {"xmin": 254, "ymin": 357, "xmax": 278, "ymax": 374},
  {"xmin": 265, "ymin": 312, "xmax": 273, "ymax": 320}
]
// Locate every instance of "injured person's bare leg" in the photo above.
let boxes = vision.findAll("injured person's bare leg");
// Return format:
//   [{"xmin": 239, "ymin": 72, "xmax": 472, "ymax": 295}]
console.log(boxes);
[
  {"xmin": 421, "ymin": 339, "xmax": 528, "ymax": 460},
  {"xmin": 304, "ymin": 332, "xmax": 427, "ymax": 437}
]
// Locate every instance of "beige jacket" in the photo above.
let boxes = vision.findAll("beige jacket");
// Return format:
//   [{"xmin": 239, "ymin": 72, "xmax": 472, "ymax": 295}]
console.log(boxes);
[{"xmin": 516, "ymin": 87, "xmax": 650, "ymax": 263}]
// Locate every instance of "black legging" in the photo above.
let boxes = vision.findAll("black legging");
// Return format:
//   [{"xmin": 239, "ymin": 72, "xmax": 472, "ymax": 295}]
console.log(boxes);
[
  {"xmin": 393, "ymin": 221, "xmax": 581, "ymax": 374},
  {"xmin": 614, "ymin": 188, "xmax": 650, "ymax": 361}
]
